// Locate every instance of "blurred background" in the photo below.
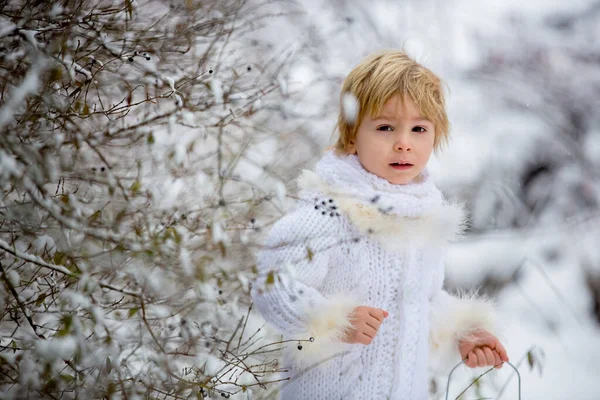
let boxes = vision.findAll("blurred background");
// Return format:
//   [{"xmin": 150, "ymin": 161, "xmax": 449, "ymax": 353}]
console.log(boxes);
[{"xmin": 1, "ymin": 0, "xmax": 599, "ymax": 398}]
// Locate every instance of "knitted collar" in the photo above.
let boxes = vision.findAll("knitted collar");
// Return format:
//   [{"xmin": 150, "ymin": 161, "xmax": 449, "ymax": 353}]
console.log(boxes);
[
  {"xmin": 314, "ymin": 151, "xmax": 442, "ymax": 218},
  {"xmin": 298, "ymin": 151, "xmax": 466, "ymax": 248}
]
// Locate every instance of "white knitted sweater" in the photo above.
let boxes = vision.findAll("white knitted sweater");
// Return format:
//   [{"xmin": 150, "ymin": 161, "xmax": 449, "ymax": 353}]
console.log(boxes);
[{"xmin": 251, "ymin": 151, "xmax": 498, "ymax": 399}]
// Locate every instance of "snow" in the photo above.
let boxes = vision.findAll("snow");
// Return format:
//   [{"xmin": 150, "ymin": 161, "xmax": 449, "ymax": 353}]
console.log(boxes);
[
  {"xmin": 72, "ymin": 61, "xmax": 92, "ymax": 81},
  {"xmin": 146, "ymin": 305, "xmax": 170, "ymax": 318},
  {"xmin": 48, "ymin": 4, "xmax": 63, "ymax": 17},
  {"xmin": 174, "ymin": 93, "xmax": 183, "ymax": 108},
  {"xmin": 7, "ymin": 270, "xmax": 19, "ymax": 287},
  {"xmin": 0, "ymin": 351, "xmax": 20, "ymax": 369},
  {"xmin": 196, "ymin": 353, "xmax": 224, "ymax": 376},
  {"xmin": 165, "ymin": 76, "xmax": 176, "ymax": 91},
  {"xmin": 0, "ymin": 149, "xmax": 21, "ymax": 187},
  {"xmin": 211, "ymin": 221, "xmax": 228, "ymax": 245},
  {"xmin": 0, "ymin": 19, "xmax": 16, "ymax": 38},
  {"xmin": 273, "ymin": 181, "xmax": 287, "ymax": 203},
  {"xmin": 35, "ymin": 337, "xmax": 78, "ymax": 361},
  {"xmin": 277, "ymin": 74, "xmax": 288, "ymax": 96},
  {"xmin": 20, "ymin": 30, "xmax": 40, "ymax": 48},
  {"xmin": 58, "ymin": 146, "xmax": 72, "ymax": 170},
  {"xmin": 61, "ymin": 290, "xmax": 92, "ymax": 310},
  {"xmin": 179, "ymin": 247, "xmax": 193, "ymax": 276},
  {"xmin": 341, "ymin": 92, "xmax": 359, "ymax": 124},
  {"xmin": 0, "ymin": 59, "xmax": 44, "ymax": 131},
  {"xmin": 228, "ymin": 92, "xmax": 247, "ymax": 101},
  {"xmin": 210, "ymin": 78, "xmax": 223, "ymax": 104},
  {"xmin": 18, "ymin": 357, "xmax": 38, "ymax": 388},
  {"xmin": 181, "ymin": 110, "xmax": 197, "ymax": 127}
]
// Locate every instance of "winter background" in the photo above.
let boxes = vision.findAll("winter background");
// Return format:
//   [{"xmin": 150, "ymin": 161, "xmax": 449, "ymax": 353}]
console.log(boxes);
[{"xmin": 0, "ymin": 0, "xmax": 599, "ymax": 399}]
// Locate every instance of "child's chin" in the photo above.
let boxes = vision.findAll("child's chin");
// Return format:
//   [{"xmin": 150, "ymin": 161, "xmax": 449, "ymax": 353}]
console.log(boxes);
[
  {"xmin": 387, "ymin": 179, "xmax": 411, "ymax": 185},
  {"xmin": 386, "ymin": 175, "xmax": 418, "ymax": 185}
]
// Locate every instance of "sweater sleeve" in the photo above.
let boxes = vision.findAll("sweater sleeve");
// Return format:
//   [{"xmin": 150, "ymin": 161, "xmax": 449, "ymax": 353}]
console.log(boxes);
[
  {"xmin": 251, "ymin": 201, "xmax": 359, "ymax": 368},
  {"xmin": 428, "ymin": 257, "xmax": 498, "ymax": 372}
]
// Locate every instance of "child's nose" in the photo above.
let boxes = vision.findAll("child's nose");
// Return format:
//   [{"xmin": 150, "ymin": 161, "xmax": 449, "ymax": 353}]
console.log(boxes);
[{"xmin": 394, "ymin": 132, "xmax": 412, "ymax": 152}]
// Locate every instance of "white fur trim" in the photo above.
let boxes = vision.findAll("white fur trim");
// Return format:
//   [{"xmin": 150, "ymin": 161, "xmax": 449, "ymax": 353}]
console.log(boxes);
[
  {"xmin": 283, "ymin": 293, "xmax": 360, "ymax": 370},
  {"xmin": 428, "ymin": 289, "xmax": 498, "ymax": 373},
  {"xmin": 298, "ymin": 169, "xmax": 467, "ymax": 251}
]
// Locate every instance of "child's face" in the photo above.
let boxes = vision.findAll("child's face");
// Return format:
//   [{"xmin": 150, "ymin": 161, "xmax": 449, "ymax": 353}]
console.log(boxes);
[{"xmin": 347, "ymin": 94, "xmax": 435, "ymax": 185}]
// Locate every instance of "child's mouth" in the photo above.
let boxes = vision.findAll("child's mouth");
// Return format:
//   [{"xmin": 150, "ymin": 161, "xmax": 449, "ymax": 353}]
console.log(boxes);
[{"xmin": 390, "ymin": 162, "xmax": 413, "ymax": 170}]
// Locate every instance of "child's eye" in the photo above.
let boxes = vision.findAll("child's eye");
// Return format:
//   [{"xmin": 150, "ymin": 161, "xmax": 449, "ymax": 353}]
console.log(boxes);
[
  {"xmin": 413, "ymin": 126, "xmax": 427, "ymax": 133},
  {"xmin": 376, "ymin": 125, "xmax": 393, "ymax": 132}
]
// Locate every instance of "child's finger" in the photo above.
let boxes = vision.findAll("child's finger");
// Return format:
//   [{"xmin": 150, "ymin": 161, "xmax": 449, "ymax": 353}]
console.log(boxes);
[
  {"xmin": 368, "ymin": 308, "xmax": 385, "ymax": 322},
  {"xmin": 493, "ymin": 350, "xmax": 503, "ymax": 369},
  {"xmin": 362, "ymin": 323, "xmax": 378, "ymax": 338},
  {"xmin": 495, "ymin": 342, "xmax": 509, "ymax": 362},
  {"xmin": 474, "ymin": 348, "xmax": 486, "ymax": 367},
  {"xmin": 467, "ymin": 352, "xmax": 477, "ymax": 368},
  {"xmin": 482, "ymin": 346, "xmax": 495, "ymax": 366},
  {"xmin": 366, "ymin": 318, "xmax": 382, "ymax": 331},
  {"xmin": 359, "ymin": 332, "xmax": 373, "ymax": 345}
]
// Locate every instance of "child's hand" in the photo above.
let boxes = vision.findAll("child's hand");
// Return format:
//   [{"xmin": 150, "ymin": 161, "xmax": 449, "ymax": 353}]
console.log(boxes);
[
  {"xmin": 342, "ymin": 306, "xmax": 389, "ymax": 345},
  {"xmin": 458, "ymin": 329, "xmax": 509, "ymax": 369}
]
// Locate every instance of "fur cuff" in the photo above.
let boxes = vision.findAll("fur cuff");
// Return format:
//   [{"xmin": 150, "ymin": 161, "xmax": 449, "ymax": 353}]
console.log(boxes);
[
  {"xmin": 283, "ymin": 293, "xmax": 360, "ymax": 370},
  {"xmin": 429, "ymin": 289, "xmax": 498, "ymax": 373}
]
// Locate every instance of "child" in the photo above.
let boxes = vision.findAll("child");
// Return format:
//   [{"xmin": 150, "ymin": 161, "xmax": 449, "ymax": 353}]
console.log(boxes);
[{"xmin": 251, "ymin": 50, "xmax": 509, "ymax": 399}]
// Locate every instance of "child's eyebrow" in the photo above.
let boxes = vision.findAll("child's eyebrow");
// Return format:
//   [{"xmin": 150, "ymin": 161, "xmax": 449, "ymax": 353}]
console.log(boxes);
[
  {"xmin": 372, "ymin": 115, "xmax": 395, "ymax": 121},
  {"xmin": 413, "ymin": 117, "xmax": 432, "ymax": 123}
]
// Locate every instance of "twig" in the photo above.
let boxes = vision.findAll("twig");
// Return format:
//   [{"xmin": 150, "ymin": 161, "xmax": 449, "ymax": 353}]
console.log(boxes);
[
  {"xmin": 0, "ymin": 261, "xmax": 45, "ymax": 339},
  {"xmin": 0, "ymin": 239, "xmax": 140, "ymax": 297}
]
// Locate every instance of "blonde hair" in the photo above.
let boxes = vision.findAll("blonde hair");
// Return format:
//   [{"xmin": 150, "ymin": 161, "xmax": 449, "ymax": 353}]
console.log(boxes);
[{"xmin": 334, "ymin": 50, "xmax": 450, "ymax": 154}]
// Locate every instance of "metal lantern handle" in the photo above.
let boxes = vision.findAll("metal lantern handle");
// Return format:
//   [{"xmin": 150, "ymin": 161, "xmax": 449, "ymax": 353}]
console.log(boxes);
[{"xmin": 445, "ymin": 360, "xmax": 521, "ymax": 400}]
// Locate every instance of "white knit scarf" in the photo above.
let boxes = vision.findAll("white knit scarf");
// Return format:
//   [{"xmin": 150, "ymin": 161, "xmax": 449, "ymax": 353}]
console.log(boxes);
[
  {"xmin": 315, "ymin": 151, "xmax": 444, "ymax": 218},
  {"xmin": 298, "ymin": 151, "xmax": 466, "ymax": 249}
]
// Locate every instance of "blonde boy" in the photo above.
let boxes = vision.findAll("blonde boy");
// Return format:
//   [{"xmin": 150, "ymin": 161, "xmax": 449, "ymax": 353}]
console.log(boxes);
[{"xmin": 252, "ymin": 50, "xmax": 509, "ymax": 399}]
